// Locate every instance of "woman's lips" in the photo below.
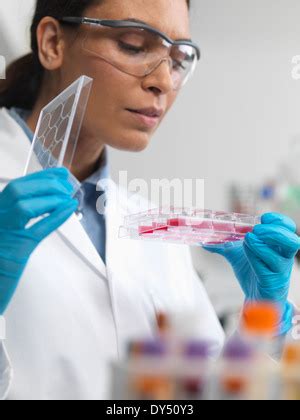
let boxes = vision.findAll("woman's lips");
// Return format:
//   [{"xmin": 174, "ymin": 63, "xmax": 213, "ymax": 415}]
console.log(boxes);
[{"xmin": 126, "ymin": 108, "xmax": 163, "ymax": 129}]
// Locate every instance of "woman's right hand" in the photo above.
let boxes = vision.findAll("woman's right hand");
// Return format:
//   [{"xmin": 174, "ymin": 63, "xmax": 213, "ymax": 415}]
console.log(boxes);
[{"xmin": 0, "ymin": 168, "xmax": 78, "ymax": 314}]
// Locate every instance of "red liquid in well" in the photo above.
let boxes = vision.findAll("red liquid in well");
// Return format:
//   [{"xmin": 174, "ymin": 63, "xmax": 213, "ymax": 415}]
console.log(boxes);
[
  {"xmin": 138, "ymin": 217, "xmax": 253, "ymax": 244},
  {"xmin": 139, "ymin": 226, "xmax": 154, "ymax": 235},
  {"xmin": 168, "ymin": 218, "xmax": 180, "ymax": 227},
  {"xmin": 152, "ymin": 223, "xmax": 168, "ymax": 231},
  {"xmin": 167, "ymin": 218, "xmax": 187, "ymax": 227},
  {"xmin": 191, "ymin": 220, "xmax": 213, "ymax": 229},
  {"xmin": 213, "ymin": 222, "xmax": 235, "ymax": 233},
  {"xmin": 139, "ymin": 223, "xmax": 168, "ymax": 236},
  {"xmin": 235, "ymin": 225, "xmax": 253, "ymax": 234}
]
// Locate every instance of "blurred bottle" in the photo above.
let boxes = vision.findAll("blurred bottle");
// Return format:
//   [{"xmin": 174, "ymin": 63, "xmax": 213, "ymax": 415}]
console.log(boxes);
[
  {"xmin": 281, "ymin": 340, "xmax": 300, "ymax": 400},
  {"xmin": 127, "ymin": 339, "xmax": 174, "ymax": 400},
  {"xmin": 230, "ymin": 185, "xmax": 257, "ymax": 215},
  {"xmin": 256, "ymin": 183, "xmax": 276, "ymax": 216},
  {"xmin": 177, "ymin": 341, "xmax": 212, "ymax": 400},
  {"xmin": 214, "ymin": 303, "xmax": 281, "ymax": 401},
  {"xmin": 240, "ymin": 302, "xmax": 281, "ymax": 400},
  {"xmin": 214, "ymin": 336, "xmax": 255, "ymax": 400}
]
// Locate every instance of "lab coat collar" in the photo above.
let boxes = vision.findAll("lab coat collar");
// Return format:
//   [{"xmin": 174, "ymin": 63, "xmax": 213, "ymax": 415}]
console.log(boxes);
[{"xmin": 0, "ymin": 108, "xmax": 33, "ymax": 181}]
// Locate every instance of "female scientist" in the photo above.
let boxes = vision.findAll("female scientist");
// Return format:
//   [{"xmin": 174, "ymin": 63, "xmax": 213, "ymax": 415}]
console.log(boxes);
[{"xmin": 0, "ymin": 0, "xmax": 299, "ymax": 400}]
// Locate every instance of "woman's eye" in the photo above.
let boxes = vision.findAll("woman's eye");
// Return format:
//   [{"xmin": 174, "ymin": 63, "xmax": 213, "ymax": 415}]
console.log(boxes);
[
  {"xmin": 173, "ymin": 59, "xmax": 186, "ymax": 71},
  {"xmin": 118, "ymin": 41, "xmax": 144, "ymax": 54}
]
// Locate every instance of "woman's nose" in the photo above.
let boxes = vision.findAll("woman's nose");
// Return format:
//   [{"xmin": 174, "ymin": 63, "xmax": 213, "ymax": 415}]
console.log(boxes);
[{"xmin": 141, "ymin": 58, "xmax": 174, "ymax": 94}]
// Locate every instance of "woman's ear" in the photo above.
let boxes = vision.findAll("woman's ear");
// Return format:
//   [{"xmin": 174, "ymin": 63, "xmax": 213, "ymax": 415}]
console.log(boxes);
[{"xmin": 36, "ymin": 17, "xmax": 65, "ymax": 70}]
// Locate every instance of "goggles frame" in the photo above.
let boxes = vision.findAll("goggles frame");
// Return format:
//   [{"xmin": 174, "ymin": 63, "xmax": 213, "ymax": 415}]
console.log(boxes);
[
  {"xmin": 60, "ymin": 17, "xmax": 201, "ymax": 60},
  {"xmin": 59, "ymin": 17, "xmax": 201, "ymax": 89}
]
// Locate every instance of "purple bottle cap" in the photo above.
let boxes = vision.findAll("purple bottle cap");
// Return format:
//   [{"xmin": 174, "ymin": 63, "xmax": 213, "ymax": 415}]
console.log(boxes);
[
  {"xmin": 223, "ymin": 337, "xmax": 253, "ymax": 360},
  {"xmin": 141, "ymin": 340, "xmax": 167, "ymax": 357},
  {"xmin": 184, "ymin": 341, "xmax": 211, "ymax": 359}
]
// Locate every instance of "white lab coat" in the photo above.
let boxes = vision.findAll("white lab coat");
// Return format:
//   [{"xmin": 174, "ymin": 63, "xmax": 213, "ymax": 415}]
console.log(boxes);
[{"xmin": 0, "ymin": 108, "xmax": 224, "ymax": 400}]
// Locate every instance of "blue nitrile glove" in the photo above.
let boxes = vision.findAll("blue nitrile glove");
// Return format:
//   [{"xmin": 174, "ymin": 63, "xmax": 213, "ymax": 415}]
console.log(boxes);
[
  {"xmin": 205, "ymin": 213, "xmax": 300, "ymax": 335},
  {"xmin": 0, "ymin": 168, "xmax": 79, "ymax": 314}
]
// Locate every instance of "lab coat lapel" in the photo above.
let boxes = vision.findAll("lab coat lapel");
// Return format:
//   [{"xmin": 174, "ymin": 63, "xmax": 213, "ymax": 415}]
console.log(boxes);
[
  {"xmin": 57, "ymin": 214, "xmax": 108, "ymax": 280},
  {"xmin": 0, "ymin": 108, "xmax": 33, "ymax": 179},
  {"xmin": 105, "ymin": 184, "xmax": 155, "ymax": 352},
  {"xmin": 0, "ymin": 108, "xmax": 108, "ymax": 280}
]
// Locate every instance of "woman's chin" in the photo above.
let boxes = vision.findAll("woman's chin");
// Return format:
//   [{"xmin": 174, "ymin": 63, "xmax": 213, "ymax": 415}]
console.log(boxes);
[{"xmin": 110, "ymin": 132, "xmax": 152, "ymax": 153}]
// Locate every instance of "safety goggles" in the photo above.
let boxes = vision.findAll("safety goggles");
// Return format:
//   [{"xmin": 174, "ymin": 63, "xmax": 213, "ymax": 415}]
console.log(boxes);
[{"xmin": 60, "ymin": 17, "xmax": 201, "ymax": 90}]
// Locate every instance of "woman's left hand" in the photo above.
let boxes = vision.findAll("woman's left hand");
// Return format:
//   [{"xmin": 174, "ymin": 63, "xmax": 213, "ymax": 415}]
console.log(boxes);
[{"xmin": 205, "ymin": 213, "xmax": 300, "ymax": 335}]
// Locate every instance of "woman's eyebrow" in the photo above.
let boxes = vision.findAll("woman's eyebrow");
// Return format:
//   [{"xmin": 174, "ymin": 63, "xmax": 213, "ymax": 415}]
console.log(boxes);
[{"xmin": 123, "ymin": 18, "xmax": 193, "ymax": 42}]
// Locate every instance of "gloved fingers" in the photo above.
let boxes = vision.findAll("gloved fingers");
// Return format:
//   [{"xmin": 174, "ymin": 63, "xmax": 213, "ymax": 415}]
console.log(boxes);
[
  {"xmin": 1, "ymin": 179, "xmax": 74, "ymax": 205},
  {"xmin": 253, "ymin": 224, "xmax": 300, "ymax": 259},
  {"xmin": 261, "ymin": 213, "xmax": 297, "ymax": 233},
  {"xmin": 0, "ymin": 195, "xmax": 75, "ymax": 230},
  {"xmin": 244, "ymin": 233, "xmax": 289, "ymax": 274},
  {"xmin": 203, "ymin": 241, "xmax": 243, "ymax": 257},
  {"xmin": 8, "ymin": 168, "xmax": 69, "ymax": 187},
  {"xmin": 203, "ymin": 244, "xmax": 227, "ymax": 256},
  {"xmin": 29, "ymin": 199, "xmax": 78, "ymax": 240},
  {"xmin": 0, "ymin": 170, "xmax": 73, "ymax": 205}
]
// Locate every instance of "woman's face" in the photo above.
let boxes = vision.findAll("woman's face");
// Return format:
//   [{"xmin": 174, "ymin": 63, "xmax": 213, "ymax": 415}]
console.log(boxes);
[{"xmin": 60, "ymin": 0, "xmax": 191, "ymax": 152}]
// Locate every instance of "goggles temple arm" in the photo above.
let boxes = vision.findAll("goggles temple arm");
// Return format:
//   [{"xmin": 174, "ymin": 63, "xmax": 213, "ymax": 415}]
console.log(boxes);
[{"xmin": 59, "ymin": 17, "xmax": 201, "ymax": 60}]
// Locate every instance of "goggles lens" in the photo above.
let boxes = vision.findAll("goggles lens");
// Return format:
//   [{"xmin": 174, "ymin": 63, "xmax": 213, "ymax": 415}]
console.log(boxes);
[{"xmin": 82, "ymin": 25, "xmax": 199, "ymax": 90}]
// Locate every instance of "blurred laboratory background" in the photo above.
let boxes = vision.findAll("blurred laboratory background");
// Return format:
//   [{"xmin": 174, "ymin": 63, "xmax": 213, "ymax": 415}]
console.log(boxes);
[{"xmin": 1, "ymin": 0, "xmax": 300, "ymax": 331}]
